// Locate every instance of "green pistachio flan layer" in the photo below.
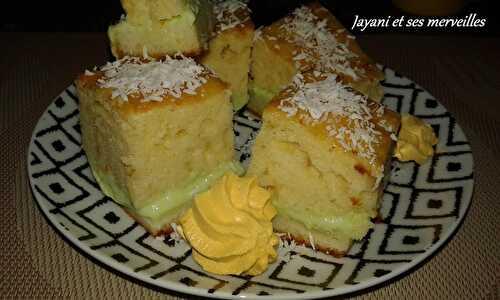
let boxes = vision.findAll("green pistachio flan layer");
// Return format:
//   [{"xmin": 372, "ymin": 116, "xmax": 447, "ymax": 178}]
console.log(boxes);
[{"xmin": 91, "ymin": 160, "xmax": 244, "ymax": 226}]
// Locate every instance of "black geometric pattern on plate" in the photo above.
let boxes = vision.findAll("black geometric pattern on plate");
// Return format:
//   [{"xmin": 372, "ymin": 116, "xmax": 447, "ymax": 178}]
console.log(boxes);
[{"xmin": 27, "ymin": 68, "xmax": 474, "ymax": 299}]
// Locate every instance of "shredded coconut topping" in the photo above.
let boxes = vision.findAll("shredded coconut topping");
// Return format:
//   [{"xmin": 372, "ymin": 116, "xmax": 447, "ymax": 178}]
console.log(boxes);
[
  {"xmin": 253, "ymin": 26, "xmax": 263, "ymax": 41},
  {"xmin": 278, "ymin": 74, "xmax": 384, "ymax": 165},
  {"xmin": 308, "ymin": 232, "xmax": 316, "ymax": 251},
  {"xmin": 390, "ymin": 133, "xmax": 398, "ymax": 141},
  {"xmin": 279, "ymin": 6, "xmax": 362, "ymax": 80},
  {"xmin": 277, "ymin": 234, "xmax": 298, "ymax": 262},
  {"xmin": 95, "ymin": 55, "xmax": 208, "ymax": 102},
  {"xmin": 157, "ymin": 223, "xmax": 189, "ymax": 247},
  {"xmin": 214, "ymin": 0, "xmax": 250, "ymax": 33},
  {"xmin": 378, "ymin": 119, "xmax": 393, "ymax": 132},
  {"xmin": 170, "ymin": 223, "xmax": 186, "ymax": 241}
]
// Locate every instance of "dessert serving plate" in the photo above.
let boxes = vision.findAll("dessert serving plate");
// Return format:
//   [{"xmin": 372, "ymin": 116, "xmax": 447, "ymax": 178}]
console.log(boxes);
[{"xmin": 27, "ymin": 67, "xmax": 474, "ymax": 299}]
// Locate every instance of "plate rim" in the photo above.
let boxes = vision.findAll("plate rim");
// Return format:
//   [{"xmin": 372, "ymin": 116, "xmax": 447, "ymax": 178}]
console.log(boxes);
[{"xmin": 26, "ymin": 68, "xmax": 475, "ymax": 300}]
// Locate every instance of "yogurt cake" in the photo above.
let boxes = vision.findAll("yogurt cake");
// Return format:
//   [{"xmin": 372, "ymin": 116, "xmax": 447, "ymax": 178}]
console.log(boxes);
[
  {"xmin": 249, "ymin": 2, "xmax": 384, "ymax": 114},
  {"xmin": 248, "ymin": 71, "xmax": 400, "ymax": 255},
  {"xmin": 108, "ymin": 0, "xmax": 215, "ymax": 58},
  {"xmin": 200, "ymin": 0, "xmax": 254, "ymax": 110},
  {"xmin": 76, "ymin": 55, "xmax": 241, "ymax": 235}
]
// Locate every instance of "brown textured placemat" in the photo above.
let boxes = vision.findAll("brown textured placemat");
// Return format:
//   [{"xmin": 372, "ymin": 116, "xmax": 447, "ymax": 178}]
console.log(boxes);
[{"xmin": 1, "ymin": 33, "xmax": 499, "ymax": 299}]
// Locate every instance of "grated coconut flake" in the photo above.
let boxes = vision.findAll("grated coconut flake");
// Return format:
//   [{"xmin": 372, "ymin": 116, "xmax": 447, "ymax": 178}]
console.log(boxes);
[
  {"xmin": 279, "ymin": 6, "xmax": 362, "ymax": 80},
  {"xmin": 308, "ymin": 232, "xmax": 316, "ymax": 251},
  {"xmin": 95, "ymin": 55, "xmax": 208, "ymax": 102},
  {"xmin": 278, "ymin": 73, "xmax": 385, "ymax": 165}
]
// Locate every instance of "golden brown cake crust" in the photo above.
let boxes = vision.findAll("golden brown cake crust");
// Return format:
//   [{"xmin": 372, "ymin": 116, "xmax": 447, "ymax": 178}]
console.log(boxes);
[
  {"xmin": 248, "ymin": 1, "xmax": 385, "ymax": 116},
  {"xmin": 75, "ymin": 71, "xmax": 228, "ymax": 116},
  {"xmin": 260, "ymin": 1, "xmax": 384, "ymax": 86},
  {"xmin": 123, "ymin": 207, "xmax": 174, "ymax": 236},
  {"xmin": 265, "ymin": 72, "xmax": 400, "ymax": 172}
]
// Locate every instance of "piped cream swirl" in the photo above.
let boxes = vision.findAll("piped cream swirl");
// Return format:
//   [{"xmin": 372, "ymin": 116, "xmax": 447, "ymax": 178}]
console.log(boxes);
[{"xmin": 180, "ymin": 173, "xmax": 278, "ymax": 276}]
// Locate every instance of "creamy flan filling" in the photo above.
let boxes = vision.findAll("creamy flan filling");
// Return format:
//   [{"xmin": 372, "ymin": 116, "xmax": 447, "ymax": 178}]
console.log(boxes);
[
  {"xmin": 273, "ymin": 201, "xmax": 372, "ymax": 240},
  {"xmin": 90, "ymin": 160, "xmax": 244, "ymax": 225},
  {"xmin": 90, "ymin": 164, "xmax": 133, "ymax": 208},
  {"xmin": 136, "ymin": 161, "xmax": 244, "ymax": 220}
]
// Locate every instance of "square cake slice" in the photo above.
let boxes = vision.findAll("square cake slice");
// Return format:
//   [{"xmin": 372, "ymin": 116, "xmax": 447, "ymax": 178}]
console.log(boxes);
[
  {"xmin": 108, "ymin": 0, "xmax": 215, "ymax": 59},
  {"xmin": 200, "ymin": 0, "xmax": 254, "ymax": 111},
  {"xmin": 248, "ymin": 1, "xmax": 384, "ymax": 114},
  {"xmin": 76, "ymin": 56, "xmax": 240, "ymax": 235},
  {"xmin": 247, "ymin": 72, "xmax": 400, "ymax": 255}
]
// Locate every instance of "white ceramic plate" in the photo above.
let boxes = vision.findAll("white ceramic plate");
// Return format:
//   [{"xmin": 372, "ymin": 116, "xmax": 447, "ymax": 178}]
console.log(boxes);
[{"xmin": 27, "ymin": 67, "xmax": 474, "ymax": 299}]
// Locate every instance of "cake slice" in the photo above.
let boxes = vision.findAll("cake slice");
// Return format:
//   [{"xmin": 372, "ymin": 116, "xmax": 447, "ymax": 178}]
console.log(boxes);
[
  {"xmin": 248, "ymin": 2, "xmax": 384, "ymax": 114},
  {"xmin": 200, "ymin": 0, "xmax": 254, "ymax": 111},
  {"xmin": 76, "ymin": 56, "xmax": 241, "ymax": 235},
  {"xmin": 108, "ymin": 0, "xmax": 215, "ymax": 59},
  {"xmin": 247, "ymin": 72, "xmax": 400, "ymax": 255}
]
